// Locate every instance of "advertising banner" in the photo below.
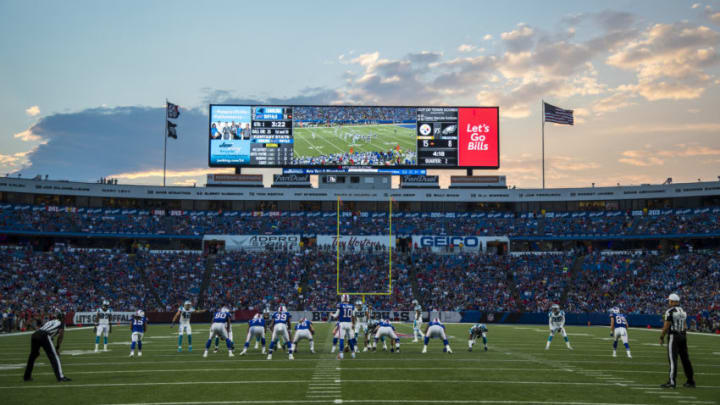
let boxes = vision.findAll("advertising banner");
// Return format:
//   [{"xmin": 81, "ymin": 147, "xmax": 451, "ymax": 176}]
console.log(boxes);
[
  {"xmin": 317, "ymin": 235, "xmax": 395, "ymax": 251},
  {"xmin": 203, "ymin": 234, "xmax": 300, "ymax": 251},
  {"xmin": 73, "ymin": 312, "xmax": 135, "ymax": 325},
  {"xmin": 457, "ymin": 107, "xmax": 499, "ymax": 167}
]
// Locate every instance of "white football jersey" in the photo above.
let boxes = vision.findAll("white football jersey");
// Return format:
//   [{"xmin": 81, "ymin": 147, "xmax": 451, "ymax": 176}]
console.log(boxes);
[
  {"xmin": 414, "ymin": 305, "xmax": 422, "ymax": 320},
  {"xmin": 353, "ymin": 307, "xmax": 368, "ymax": 323},
  {"xmin": 96, "ymin": 308, "xmax": 112, "ymax": 325},
  {"xmin": 179, "ymin": 307, "xmax": 194, "ymax": 324}
]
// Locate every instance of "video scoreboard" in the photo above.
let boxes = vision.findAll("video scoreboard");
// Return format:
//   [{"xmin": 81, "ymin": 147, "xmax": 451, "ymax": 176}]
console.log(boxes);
[{"xmin": 209, "ymin": 105, "xmax": 499, "ymax": 169}]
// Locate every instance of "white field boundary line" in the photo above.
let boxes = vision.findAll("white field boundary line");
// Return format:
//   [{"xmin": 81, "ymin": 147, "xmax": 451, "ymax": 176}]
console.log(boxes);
[
  {"xmin": 97, "ymin": 401, "xmax": 692, "ymax": 405},
  {"xmin": 6, "ymin": 367, "xmax": 719, "ymax": 378},
  {"xmin": 14, "ymin": 358, "xmax": 720, "ymax": 367},
  {"xmin": 8, "ymin": 379, "xmax": 716, "ymax": 390},
  {"xmin": 0, "ymin": 326, "xmax": 94, "ymax": 337}
]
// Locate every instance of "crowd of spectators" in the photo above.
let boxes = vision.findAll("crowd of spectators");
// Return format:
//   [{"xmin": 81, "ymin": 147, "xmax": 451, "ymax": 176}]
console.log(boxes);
[
  {"xmin": 2, "ymin": 205, "xmax": 719, "ymax": 238},
  {"xmin": 565, "ymin": 251, "xmax": 720, "ymax": 319},
  {"xmin": 1, "ymin": 246, "xmax": 718, "ymax": 333},
  {"xmin": 292, "ymin": 106, "xmax": 415, "ymax": 124}
]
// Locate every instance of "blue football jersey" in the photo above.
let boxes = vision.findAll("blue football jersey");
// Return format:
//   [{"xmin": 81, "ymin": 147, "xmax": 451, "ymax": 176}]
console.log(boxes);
[
  {"xmin": 295, "ymin": 319, "xmax": 312, "ymax": 330},
  {"xmin": 249, "ymin": 317, "xmax": 265, "ymax": 327},
  {"xmin": 272, "ymin": 311, "xmax": 290, "ymax": 324},
  {"xmin": 428, "ymin": 320, "xmax": 445, "ymax": 328},
  {"xmin": 213, "ymin": 311, "xmax": 230, "ymax": 323},
  {"xmin": 379, "ymin": 320, "xmax": 394, "ymax": 329},
  {"xmin": 131, "ymin": 317, "xmax": 146, "ymax": 333},
  {"xmin": 611, "ymin": 313, "xmax": 628, "ymax": 328},
  {"xmin": 337, "ymin": 303, "xmax": 354, "ymax": 322}
]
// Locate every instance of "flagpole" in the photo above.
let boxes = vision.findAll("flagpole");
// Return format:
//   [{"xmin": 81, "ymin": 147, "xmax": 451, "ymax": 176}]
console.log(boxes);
[
  {"xmin": 541, "ymin": 99, "xmax": 545, "ymax": 189},
  {"xmin": 163, "ymin": 99, "xmax": 168, "ymax": 187}
]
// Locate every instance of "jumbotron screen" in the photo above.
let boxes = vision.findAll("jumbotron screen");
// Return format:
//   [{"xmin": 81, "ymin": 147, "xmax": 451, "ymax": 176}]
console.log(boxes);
[{"xmin": 208, "ymin": 105, "xmax": 499, "ymax": 169}]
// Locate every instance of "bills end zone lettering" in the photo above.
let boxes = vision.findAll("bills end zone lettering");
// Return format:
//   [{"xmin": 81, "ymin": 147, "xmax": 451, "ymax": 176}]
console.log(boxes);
[{"xmin": 458, "ymin": 107, "xmax": 499, "ymax": 167}]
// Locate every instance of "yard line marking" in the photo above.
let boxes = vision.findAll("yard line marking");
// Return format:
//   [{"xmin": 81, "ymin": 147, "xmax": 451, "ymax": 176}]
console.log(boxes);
[
  {"xmin": 7, "ymin": 379, "xmax": 714, "ymax": 390},
  {"xmin": 97, "ymin": 400, "xmax": 676, "ymax": 405},
  {"xmin": 8, "ymin": 366, "xmax": 719, "ymax": 378}
]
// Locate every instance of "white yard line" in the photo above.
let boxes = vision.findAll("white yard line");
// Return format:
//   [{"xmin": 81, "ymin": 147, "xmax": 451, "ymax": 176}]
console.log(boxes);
[
  {"xmin": 7, "ymin": 379, "xmax": 716, "ymax": 390},
  {"xmin": 97, "ymin": 400, "xmax": 681, "ymax": 405}
]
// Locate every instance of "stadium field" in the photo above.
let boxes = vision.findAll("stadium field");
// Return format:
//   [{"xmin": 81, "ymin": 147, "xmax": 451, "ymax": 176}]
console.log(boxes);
[
  {"xmin": 2, "ymin": 323, "xmax": 718, "ymax": 405},
  {"xmin": 293, "ymin": 124, "xmax": 416, "ymax": 161}
]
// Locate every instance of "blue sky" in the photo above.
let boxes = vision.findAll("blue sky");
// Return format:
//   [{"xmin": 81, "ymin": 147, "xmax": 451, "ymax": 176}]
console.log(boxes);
[{"xmin": 1, "ymin": 0, "xmax": 720, "ymax": 187}]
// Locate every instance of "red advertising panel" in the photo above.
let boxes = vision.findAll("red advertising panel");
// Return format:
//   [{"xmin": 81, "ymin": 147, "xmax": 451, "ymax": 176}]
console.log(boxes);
[{"xmin": 457, "ymin": 107, "xmax": 499, "ymax": 168}]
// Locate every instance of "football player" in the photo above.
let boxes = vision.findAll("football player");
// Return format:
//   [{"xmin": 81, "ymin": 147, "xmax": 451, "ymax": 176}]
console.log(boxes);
[
  {"xmin": 129, "ymin": 310, "xmax": 147, "ymax": 357},
  {"xmin": 293, "ymin": 317, "xmax": 315, "ymax": 354},
  {"xmin": 610, "ymin": 307, "xmax": 632, "ymax": 358},
  {"xmin": 203, "ymin": 307, "xmax": 235, "ymax": 358},
  {"xmin": 94, "ymin": 300, "xmax": 112, "ymax": 352},
  {"xmin": 422, "ymin": 318, "xmax": 452, "ymax": 353},
  {"xmin": 267, "ymin": 305, "xmax": 293, "ymax": 360},
  {"xmin": 240, "ymin": 313, "xmax": 267, "ymax": 355},
  {"xmin": 330, "ymin": 321, "xmax": 340, "ymax": 353},
  {"xmin": 468, "ymin": 323, "xmax": 488, "ymax": 351},
  {"xmin": 374, "ymin": 318, "xmax": 400, "ymax": 353},
  {"xmin": 171, "ymin": 300, "xmax": 207, "ymax": 352},
  {"xmin": 546, "ymin": 304, "xmax": 572, "ymax": 350},
  {"xmin": 353, "ymin": 300, "xmax": 369, "ymax": 352},
  {"xmin": 412, "ymin": 299, "xmax": 423, "ymax": 342},
  {"xmin": 366, "ymin": 319, "xmax": 383, "ymax": 350},
  {"xmin": 331, "ymin": 294, "xmax": 356, "ymax": 359}
]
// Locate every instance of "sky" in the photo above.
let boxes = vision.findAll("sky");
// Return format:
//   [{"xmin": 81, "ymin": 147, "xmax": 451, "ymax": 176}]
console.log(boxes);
[{"xmin": 1, "ymin": 0, "xmax": 720, "ymax": 189}]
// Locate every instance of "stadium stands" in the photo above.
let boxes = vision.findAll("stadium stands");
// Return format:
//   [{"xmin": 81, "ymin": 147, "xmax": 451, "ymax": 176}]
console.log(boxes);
[
  {"xmin": 2, "ymin": 205, "xmax": 719, "ymax": 238},
  {"xmin": 1, "ymin": 247, "xmax": 717, "ymax": 333}
]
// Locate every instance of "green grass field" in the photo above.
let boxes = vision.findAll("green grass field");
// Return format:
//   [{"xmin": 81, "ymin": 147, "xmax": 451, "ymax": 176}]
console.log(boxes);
[
  {"xmin": 293, "ymin": 124, "xmax": 416, "ymax": 160},
  {"xmin": 2, "ymin": 323, "xmax": 719, "ymax": 405}
]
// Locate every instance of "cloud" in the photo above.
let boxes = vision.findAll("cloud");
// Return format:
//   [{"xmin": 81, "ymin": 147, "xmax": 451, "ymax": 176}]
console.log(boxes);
[
  {"xmin": 14, "ymin": 89, "xmax": 340, "ymax": 180},
  {"xmin": 483, "ymin": 34, "xmax": 493, "ymax": 41},
  {"xmin": 13, "ymin": 129, "xmax": 44, "ymax": 142},
  {"xmin": 618, "ymin": 150, "xmax": 664, "ymax": 167},
  {"xmin": 457, "ymin": 44, "xmax": 475, "ymax": 53},
  {"xmin": 656, "ymin": 144, "xmax": 720, "ymax": 157},
  {"xmin": 592, "ymin": 91, "xmax": 636, "ymax": 114},
  {"xmin": 25, "ymin": 106, "xmax": 40, "ymax": 117},
  {"xmin": 500, "ymin": 24, "xmax": 536, "ymax": 53},
  {"xmin": 607, "ymin": 22, "xmax": 720, "ymax": 100},
  {"xmin": 596, "ymin": 122, "xmax": 720, "ymax": 135}
]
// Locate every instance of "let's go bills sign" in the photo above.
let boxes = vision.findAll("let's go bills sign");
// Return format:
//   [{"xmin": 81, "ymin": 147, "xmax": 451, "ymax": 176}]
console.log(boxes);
[{"xmin": 73, "ymin": 312, "xmax": 136, "ymax": 325}]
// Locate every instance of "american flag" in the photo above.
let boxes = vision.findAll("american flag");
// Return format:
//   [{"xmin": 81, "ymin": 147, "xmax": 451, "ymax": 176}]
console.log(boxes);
[{"xmin": 544, "ymin": 102, "xmax": 573, "ymax": 125}]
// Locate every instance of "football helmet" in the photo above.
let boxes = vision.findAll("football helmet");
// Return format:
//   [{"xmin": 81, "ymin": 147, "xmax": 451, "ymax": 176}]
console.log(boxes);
[
  {"xmin": 136, "ymin": 310, "xmax": 145, "ymax": 318},
  {"xmin": 610, "ymin": 307, "xmax": 620, "ymax": 314},
  {"xmin": 341, "ymin": 294, "xmax": 349, "ymax": 303},
  {"xmin": 102, "ymin": 299, "xmax": 110, "ymax": 307}
]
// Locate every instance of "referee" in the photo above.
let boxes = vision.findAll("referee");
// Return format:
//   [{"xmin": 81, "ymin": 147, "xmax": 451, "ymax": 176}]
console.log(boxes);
[
  {"xmin": 23, "ymin": 310, "xmax": 71, "ymax": 382},
  {"xmin": 659, "ymin": 293, "xmax": 695, "ymax": 388}
]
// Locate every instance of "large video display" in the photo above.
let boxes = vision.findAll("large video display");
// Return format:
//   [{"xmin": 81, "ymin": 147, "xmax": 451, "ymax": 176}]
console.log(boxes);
[{"xmin": 209, "ymin": 105, "xmax": 499, "ymax": 169}]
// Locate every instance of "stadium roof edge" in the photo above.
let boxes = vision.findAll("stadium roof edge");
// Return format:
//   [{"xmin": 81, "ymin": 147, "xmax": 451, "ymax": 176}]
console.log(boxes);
[{"xmin": 1, "ymin": 177, "xmax": 718, "ymax": 203}]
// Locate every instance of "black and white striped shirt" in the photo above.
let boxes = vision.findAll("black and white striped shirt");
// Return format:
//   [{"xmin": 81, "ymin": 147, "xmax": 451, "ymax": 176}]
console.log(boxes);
[
  {"xmin": 39, "ymin": 319, "xmax": 64, "ymax": 338},
  {"xmin": 664, "ymin": 306, "xmax": 687, "ymax": 334}
]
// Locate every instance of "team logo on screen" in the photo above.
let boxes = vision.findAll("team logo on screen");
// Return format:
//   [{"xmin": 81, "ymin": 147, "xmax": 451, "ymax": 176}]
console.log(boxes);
[
  {"xmin": 419, "ymin": 124, "xmax": 432, "ymax": 136},
  {"xmin": 441, "ymin": 125, "xmax": 457, "ymax": 135}
]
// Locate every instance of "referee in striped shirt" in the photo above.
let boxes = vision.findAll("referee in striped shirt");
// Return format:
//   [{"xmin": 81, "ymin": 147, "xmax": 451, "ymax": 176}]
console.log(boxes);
[
  {"xmin": 659, "ymin": 293, "xmax": 695, "ymax": 388},
  {"xmin": 23, "ymin": 310, "xmax": 71, "ymax": 382}
]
